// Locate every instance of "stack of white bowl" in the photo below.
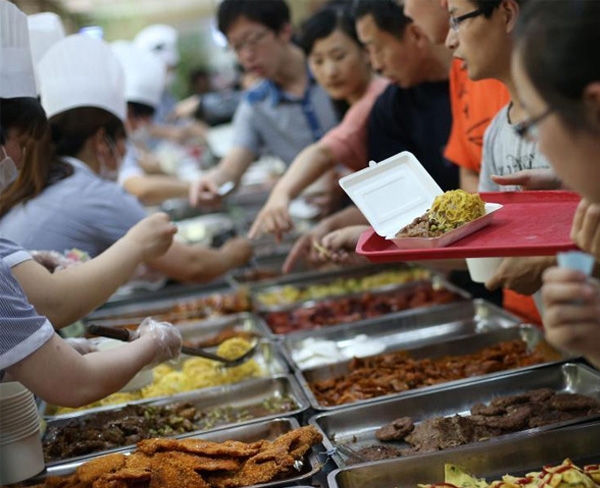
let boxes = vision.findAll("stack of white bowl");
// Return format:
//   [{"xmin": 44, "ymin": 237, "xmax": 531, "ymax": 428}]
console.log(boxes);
[{"xmin": 0, "ymin": 381, "xmax": 45, "ymax": 484}]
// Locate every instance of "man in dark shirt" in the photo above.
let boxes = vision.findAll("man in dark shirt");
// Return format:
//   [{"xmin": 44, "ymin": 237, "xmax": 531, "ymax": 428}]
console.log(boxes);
[{"xmin": 355, "ymin": 0, "xmax": 459, "ymax": 191}]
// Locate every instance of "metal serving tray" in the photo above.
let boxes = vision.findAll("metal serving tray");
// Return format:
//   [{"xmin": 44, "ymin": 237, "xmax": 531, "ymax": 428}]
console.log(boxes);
[
  {"xmin": 259, "ymin": 276, "xmax": 471, "ymax": 338},
  {"xmin": 176, "ymin": 312, "xmax": 272, "ymax": 345},
  {"xmin": 328, "ymin": 419, "xmax": 600, "ymax": 488},
  {"xmin": 36, "ymin": 418, "xmax": 324, "ymax": 488},
  {"xmin": 296, "ymin": 325, "xmax": 565, "ymax": 411},
  {"xmin": 84, "ymin": 285, "xmax": 247, "ymax": 324},
  {"xmin": 251, "ymin": 263, "xmax": 426, "ymax": 311},
  {"xmin": 42, "ymin": 339, "xmax": 289, "ymax": 420},
  {"xmin": 310, "ymin": 361, "xmax": 600, "ymax": 467},
  {"xmin": 43, "ymin": 374, "xmax": 311, "ymax": 467},
  {"xmin": 281, "ymin": 299, "xmax": 521, "ymax": 370}
]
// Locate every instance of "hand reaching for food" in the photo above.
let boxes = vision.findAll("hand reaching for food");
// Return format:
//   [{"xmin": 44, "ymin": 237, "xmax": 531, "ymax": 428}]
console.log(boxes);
[
  {"xmin": 319, "ymin": 225, "xmax": 370, "ymax": 265},
  {"xmin": 135, "ymin": 317, "xmax": 182, "ymax": 366}
]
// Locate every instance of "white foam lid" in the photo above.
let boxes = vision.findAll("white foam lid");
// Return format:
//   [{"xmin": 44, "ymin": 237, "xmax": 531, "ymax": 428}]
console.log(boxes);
[{"xmin": 339, "ymin": 151, "xmax": 443, "ymax": 239}]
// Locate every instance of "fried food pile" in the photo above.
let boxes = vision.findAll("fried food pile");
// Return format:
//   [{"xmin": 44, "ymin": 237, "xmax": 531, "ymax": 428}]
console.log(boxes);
[
  {"xmin": 396, "ymin": 190, "xmax": 486, "ymax": 238},
  {"xmin": 36, "ymin": 426, "xmax": 322, "ymax": 488},
  {"xmin": 419, "ymin": 458, "xmax": 600, "ymax": 488}
]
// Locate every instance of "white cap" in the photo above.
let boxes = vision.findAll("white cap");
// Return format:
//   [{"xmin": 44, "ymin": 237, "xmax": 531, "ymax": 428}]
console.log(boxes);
[
  {"xmin": 38, "ymin": 34, "xmax": 126, "ymax": 121},
  {"xmin": 111, "ymin": 40, "xmax": 166, "ymax": 109},
  {"xmin": 133, "ymin": 24, "xmax": 179, "ymax": 68},
  {"xmin": 0, "ymin": 0, "xmax": 36, "ymax": 98},
  {"xmin": 28, "ymin": 13, "xmax": 66, "ymax": 94}
]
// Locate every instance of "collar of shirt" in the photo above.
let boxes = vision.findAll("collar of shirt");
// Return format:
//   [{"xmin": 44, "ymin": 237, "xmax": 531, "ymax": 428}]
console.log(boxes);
[
  {"xmin": 62, "ymin": 156, "xmax": 98, "ymax": 177},
  {"xmin": 266, "ymin": 68, "xmax": 317, "ymax": 107}
]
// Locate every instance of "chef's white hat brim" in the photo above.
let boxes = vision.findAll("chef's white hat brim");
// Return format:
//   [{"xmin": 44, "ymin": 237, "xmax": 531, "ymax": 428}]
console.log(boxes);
[
  {"xmin": 38, "ymin": 34, "xmax": 126, "ymax": 121},
  {"xmin": 0, "ymin": 0, "xmax": 37, "ymax": 98},
  {"xmin": 111, "ymin": 40, "xmax": 166, "ymax": 109},
  {"xmin": 28, "ymin": 12, "xmax": 66, "ymax": 94}
]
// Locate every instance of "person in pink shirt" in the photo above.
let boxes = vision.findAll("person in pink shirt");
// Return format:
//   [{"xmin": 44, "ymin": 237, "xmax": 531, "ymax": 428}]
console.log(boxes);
[{"xmin": 248, "ymin": 5, "xmax": 388, "ymax": 240}]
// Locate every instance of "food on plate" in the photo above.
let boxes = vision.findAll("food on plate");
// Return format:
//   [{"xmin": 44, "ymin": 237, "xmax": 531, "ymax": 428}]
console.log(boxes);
[
  {"xmin": 310, "ymin": 339, "xmax": 556, "ymax": 407},
  {"xmin": 51, "ymin": 338, "xmax": 262, "ymax": 415},
  {"xmin": 32, "ymin": 426, "xmax": 322, "ymax": 488},
  {"xmin": 43, "ymin": 395, "xmax": 298, "ymax": 463},
  {"xmin": 396, "ymin": 190, "xmax": 486, "ymax": 238},
  {"xmin": 417, "ymin": 459, "xmax": 600, "ymax": 488}
]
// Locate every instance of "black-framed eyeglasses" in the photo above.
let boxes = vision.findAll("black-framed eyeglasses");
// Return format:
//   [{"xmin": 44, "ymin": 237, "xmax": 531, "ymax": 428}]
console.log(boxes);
[
  {"xmin": 449, "ymin": 8, "xmax": 484, "ymax": 32},
  {"xmin": 229, "ymin": 30, "xmax": 270, "ymax": 54},
  {"xmin": 514, "ymin": 108, "xmax": 553, "ymax": 141}
]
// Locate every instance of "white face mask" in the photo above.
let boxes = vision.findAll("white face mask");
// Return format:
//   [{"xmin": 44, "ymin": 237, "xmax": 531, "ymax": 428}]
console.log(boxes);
[
  {"xmin": 0, "ymin": 147, "xmax": 18, "ymax": 193},
  {"xmin": 129, "ymin": 125, "xmax": 150, "ymax": 145}
]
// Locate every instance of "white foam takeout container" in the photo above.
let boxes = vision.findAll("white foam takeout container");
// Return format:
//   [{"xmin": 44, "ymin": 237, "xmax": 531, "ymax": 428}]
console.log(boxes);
[{"xmin": 339, "ymin": 151, "xmax": 502, "ymax": 249}]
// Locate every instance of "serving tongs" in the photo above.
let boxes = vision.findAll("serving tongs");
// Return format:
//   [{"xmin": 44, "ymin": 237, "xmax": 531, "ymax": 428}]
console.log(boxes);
[{"xmin": 86, "ymin": 324, "xmax": 259, "ymax": 367}]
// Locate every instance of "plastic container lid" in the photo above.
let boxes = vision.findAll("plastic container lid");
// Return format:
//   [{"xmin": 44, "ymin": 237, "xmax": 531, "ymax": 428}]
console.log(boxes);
[{"xmin": 339, "ymin": 151, "xmax": 443, "ymax": 239}]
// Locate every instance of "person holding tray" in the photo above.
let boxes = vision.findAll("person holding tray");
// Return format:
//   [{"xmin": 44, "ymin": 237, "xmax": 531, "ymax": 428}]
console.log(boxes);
[{"xmin": 512, "ymin": 0, "xmax": 600, "ymax": 367}]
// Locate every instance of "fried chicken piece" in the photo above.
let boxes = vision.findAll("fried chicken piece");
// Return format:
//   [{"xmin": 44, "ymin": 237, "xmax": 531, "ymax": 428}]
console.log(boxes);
[
  {"xmin": 124, "ymin": 452, "xmax": 153, "ymax": 471},
  {"xmin": 76, "ymin": 453, "xmax": 127, "ymax": 484},
  {"xmin": 207, "ymin": 426, "xmax": 322, "ymax": 488},
  {"xmin": 149, "ymin": 452, "xmax": 210, "ymax": 488},
  {"xmin": 137, "ymin": 437, "xmax": 261, "ymax": 458},
  {"xmin": 43, "ymin": 475, "xmax": 78, "ymax": 488}
]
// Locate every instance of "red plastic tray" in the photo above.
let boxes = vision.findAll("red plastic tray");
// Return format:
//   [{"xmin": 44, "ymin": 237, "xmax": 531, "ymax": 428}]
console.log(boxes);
[{"xmin": 356, "ymin": 191, "xmax": 580, "ymax": 262}]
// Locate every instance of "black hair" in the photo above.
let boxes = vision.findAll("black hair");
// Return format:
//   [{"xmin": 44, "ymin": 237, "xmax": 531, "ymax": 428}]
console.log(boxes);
[
  {"xmin": 352, "ymin": 0, "xmax": 411, "ymax": 39},
  {"xmin": 0, "ymin": 97, "xmax": 48, "ymax": 142},
  {"xmin": 515, "ymin": 0, "xmax": 600, "ymax": 133},
  {"xmin": 217, "ymin": 0, "xmax": 290, "ymax": 36},
  {"xmin": 299, "ymin": 5, "xmax": 360, "ymax": 56},
  {"xmin": 128, "ymin": 101, "xmax": 156, "ymax": 119},
  {"xmin": 469, "ymin": 0, "xmax": 526, "ymax": 18}
]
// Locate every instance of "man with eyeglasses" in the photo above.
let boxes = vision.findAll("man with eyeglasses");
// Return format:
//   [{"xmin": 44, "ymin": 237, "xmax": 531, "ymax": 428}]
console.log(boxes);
[{"xmin": 189, "ymin": 0, "xmax": 339, "ymax": 207}]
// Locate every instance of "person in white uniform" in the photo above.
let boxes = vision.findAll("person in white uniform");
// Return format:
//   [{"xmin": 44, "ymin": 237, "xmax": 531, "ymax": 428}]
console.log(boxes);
[
  {"xmin": 0, "ymin": 34, "xmax": 252, "ymax": 283},
  {"xmin": 0, "ymin": 1, "xmax": 182, "ymax": 408},
  {"xmin": 111, "ymin": 40, "xmax": 191, "ymax": 205}
]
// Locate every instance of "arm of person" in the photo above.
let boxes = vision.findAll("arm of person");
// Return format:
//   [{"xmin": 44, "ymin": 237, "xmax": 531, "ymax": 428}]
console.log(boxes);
[
  {"xmin": 147, "ymin": 237, "xmax": 252, "ymax": 283},
  {"xmin": 189, "ymin": 147, "xmax": 256, "ymax": 206},
  {"xmin": 122, "ymin": 174, "xmax": 190, "ymax": 206},
  {"xmin": 7, "ymin": 321, "xmax": 181, "ymax": 407},
  {"xmin": 541, "ymin": 267, "xmax": 600, "ymax": 369},
  {"xmin": 484, "ymin": 255, "xmax": 556, "ymax": 294},
  {"xmin": 12, "ymin": 213, "xmax": 176, "ymax": 329},
  {"xmin": 282, "ymin": 206, "xmax": 367, "ymax": 273},
  {"xmin": 248, "ymin": 142, "xmax": 336, "ymax": 239},
  {"xmin": 491, "ymin": 169, "xmax": 562, "ymax": 190},
  {"xmin": 460, "ymin": 167, "xmax": 480, "ymax": 193}
]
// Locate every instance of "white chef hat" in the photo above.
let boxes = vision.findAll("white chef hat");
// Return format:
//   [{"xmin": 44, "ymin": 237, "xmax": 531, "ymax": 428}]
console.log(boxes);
[
  {"xmin": 38, "ymin": 34, "xmax": 126, "ymax": 121},
  {"xmin": 133, "ymin": 24, "xmax": 180, "ymax": 68},
  {"xmin": 0, "ymin": 0, "xmax": 36, "ymax": 98},
  {"xmin": 111, "ymin": 40, "xmax": 166, "ymax": 110},
  {"xmin": 28, "ymin": 12, "xmax": 66, "ymax": 94}
]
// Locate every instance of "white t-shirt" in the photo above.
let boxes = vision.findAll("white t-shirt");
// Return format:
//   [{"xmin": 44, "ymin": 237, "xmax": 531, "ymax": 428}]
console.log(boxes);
[{"xmin": 479, "ymin": 104, "xmax": 553, "ymax": 192}]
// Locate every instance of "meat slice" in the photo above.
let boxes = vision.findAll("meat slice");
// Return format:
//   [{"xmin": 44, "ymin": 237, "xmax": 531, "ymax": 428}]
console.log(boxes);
[{"xmin": 375, "ymin": 417, "xmax": 414, "ymax": 441}]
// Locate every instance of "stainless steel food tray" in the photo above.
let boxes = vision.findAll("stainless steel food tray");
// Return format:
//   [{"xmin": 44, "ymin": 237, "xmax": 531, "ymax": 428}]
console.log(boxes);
[
  {"xmin": 309, "ymin": 361, "xmax": 600, "ymax": 467},
  {"xmin": 43, "ymin": 374, "xmax": 311, "ymax": 467},
  {"xmin": 281, "ymin": 299, "xmax": 521, "ymax": 370},
  {"xmin": 33, "ymin": 418, "xmax": 324, "ymax": 488},
  {"xmin": 42, "ymin": 339, "xmax": 289, "ymax": 420},
  {"xmin": 176, "ymin": 312, "xmax": 272, "ymax": 343},
  {"xmin": 258, "ymin": 276, "xmax": 471, "ymax": 338},
  {"xmin": 251, "ymin": 263, "xmax": 427, "ymax": 311},
  {"xmin": 296, "ymin": 324, "xmax": 566, "ymax": 411},
  {"xmin": 328, "ymin": 420, "xmax": 600, "ymax": 488},
  {"xmin": 84, "ymin": 285, "xmax": 244, "ymax": 323}
]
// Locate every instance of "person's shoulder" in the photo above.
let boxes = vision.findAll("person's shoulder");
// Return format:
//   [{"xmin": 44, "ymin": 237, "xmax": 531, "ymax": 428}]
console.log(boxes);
[{"xmin": 243, "ymin": 79, "xmax": 273, "ymax": 104}]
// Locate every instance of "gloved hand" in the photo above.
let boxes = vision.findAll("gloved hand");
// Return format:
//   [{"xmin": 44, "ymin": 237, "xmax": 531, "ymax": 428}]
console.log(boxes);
[
  {"xmin": 65, "ymin": 337, "xmax": 99, "ymax": 355},
  {"xmin": 135, "ymin": 317, "xmax": 182, "ymax": 366}
]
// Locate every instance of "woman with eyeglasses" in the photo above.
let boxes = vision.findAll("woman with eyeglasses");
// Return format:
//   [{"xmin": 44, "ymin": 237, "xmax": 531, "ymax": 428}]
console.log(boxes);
[
  {"xmin": 511, "ymin": 0, "xmax": 600, "ymax": 367},
  {"xmin": 0, "ymin": 35, "xmax": 252, "ymax": 284}
]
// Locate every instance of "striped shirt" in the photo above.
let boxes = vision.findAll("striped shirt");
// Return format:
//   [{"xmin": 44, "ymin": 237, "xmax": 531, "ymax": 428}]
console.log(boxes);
[
  {"xmin": 0, "ymin": 260, "xmax": 54, "ymax": 379},
  {"xmin": 0, "ymin": 236, "xmax": 32, "ymax": 268}
]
